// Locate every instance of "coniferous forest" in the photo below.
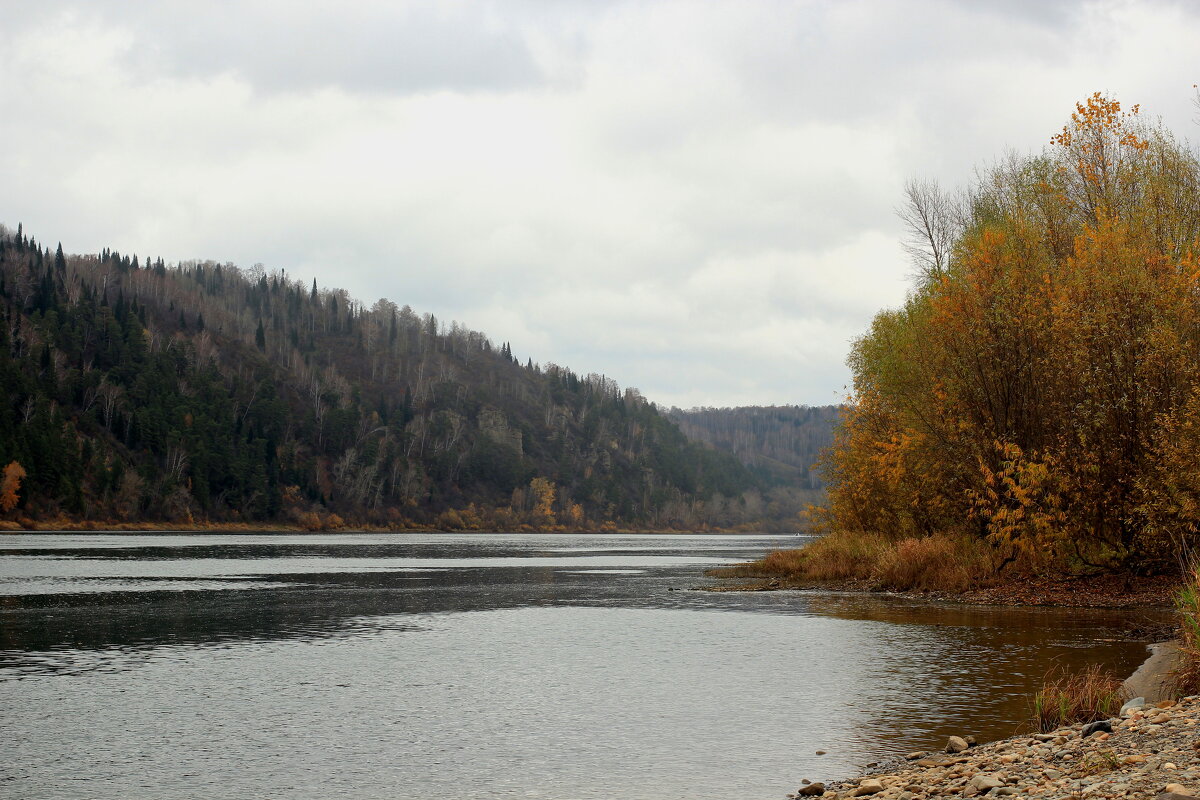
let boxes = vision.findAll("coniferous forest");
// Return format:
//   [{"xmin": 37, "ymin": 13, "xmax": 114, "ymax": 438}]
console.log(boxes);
[{"xmin": 0, "ymin": 225, "xmax": 823, "ymax": 531}]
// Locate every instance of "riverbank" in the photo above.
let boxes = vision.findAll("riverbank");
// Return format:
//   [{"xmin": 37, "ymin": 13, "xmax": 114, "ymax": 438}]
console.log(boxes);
[
  {"xmin": 799, "ymin": 691, "xmax": 1200, "ymax": 800},
  {"xmin": 704, "ymin": 573, "xmax": 1180, "ymax": 611}
]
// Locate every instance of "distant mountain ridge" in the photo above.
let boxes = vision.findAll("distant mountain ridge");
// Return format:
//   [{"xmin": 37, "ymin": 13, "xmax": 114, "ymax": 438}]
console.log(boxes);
[{"xmin": 0, "ymin": 223, "xmax": 813, "ymax": 530}]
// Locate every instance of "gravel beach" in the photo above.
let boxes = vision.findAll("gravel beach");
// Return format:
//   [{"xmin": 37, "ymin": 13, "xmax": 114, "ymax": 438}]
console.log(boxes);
[{"xmin": 793, "ymin": 651, "xmax": 1199, "ymax": 800}]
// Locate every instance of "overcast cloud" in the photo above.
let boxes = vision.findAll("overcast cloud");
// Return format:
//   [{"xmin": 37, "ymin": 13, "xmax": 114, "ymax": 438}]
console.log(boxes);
[{"xmin": 2, "ymin": 0, "xmax": 1198, "ymax": 407}]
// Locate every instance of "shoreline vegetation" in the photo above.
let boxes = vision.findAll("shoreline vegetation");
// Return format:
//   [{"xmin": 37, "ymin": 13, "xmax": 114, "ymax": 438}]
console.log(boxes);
[{"xmin": 703, "ymin": 530, "xmax": 1181, "ymax": 608}]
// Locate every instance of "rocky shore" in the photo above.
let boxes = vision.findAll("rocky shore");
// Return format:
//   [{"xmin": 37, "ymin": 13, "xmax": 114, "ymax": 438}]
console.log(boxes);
[{"xmin": 793, "ymin": 693, "xmax": 1200, "ymax": 800}]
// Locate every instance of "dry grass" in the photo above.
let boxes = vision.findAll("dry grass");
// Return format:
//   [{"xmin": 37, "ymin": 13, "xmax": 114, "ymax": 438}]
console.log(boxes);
[
  {"xmin": 1030, "ymin": 664, "xmax": 1127, "ymax": 733},
  {"xmin": 1172, "ymin": 564, "xmax": 1200, "ymax": 696},
  {"xmin": 873, "ymin": 535, "xmax": 998, "ymax": 592},
  {"xmin": 709, "ymin": 530, "xmax": 998, "ymax": 592}
]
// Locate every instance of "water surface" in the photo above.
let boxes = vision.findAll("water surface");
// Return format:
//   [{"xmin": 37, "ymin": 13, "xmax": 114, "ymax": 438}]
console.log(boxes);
[{"xmin": 0, "ymin": 532, "xmax": 1167, "ymax": 799}]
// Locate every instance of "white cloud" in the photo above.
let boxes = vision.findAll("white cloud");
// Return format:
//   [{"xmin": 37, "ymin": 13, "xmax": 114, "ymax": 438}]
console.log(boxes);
[{"xmin": 2, "ymin": 0, "xmax": 1198, "ymax": 407}]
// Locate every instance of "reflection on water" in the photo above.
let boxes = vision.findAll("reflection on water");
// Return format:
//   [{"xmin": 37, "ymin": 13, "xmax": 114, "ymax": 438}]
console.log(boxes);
[{"xmin": 0, "ymin": 532, "xmax": 1171, "ymax": 800}]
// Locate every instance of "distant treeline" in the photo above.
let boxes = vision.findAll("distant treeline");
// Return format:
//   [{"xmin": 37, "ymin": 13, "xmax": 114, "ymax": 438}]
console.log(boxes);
[
  {"xmin": 667, "ymin": 405, "xmax": 838, "ymax": 491},
  {"xmin": 0, "ymin": 224, "xmax": 820, "ymax": 531}
]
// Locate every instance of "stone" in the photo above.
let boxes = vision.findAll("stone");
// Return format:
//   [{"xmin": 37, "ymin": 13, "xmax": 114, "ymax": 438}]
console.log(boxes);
[
  {"xmin": 1122, "ymin": 697, "xmax": 1147, "ymax": 716},
  {"xmin": 906, "ymin": 751, "xmax": 926, "ymax": 760},
  {"xmin": 799, "ymin": 782, "xmax": 825, "ymax": 796},
  {"xmin": 969, "ymin": 775, "xmax": 1003, "ymax": 792},
  {"xmin": 989, "ymin": 788, "xmax": 1018, "ymax": 797},
  {"xmin": 1081, "ymin": 720, "xmax": 1113, "ymax": 738},
  {"xmin": 1163, "ymin": 784, "xmax": 1192, "ymax": 796},
  {"xmin": 897, "ymin": 793, "xmax": 914, "ymax": 800},
  {"xmin": 947, "ymin": 736, "xmax": 970, "ymax": 753},
  {"xmin": 1043, "ymin": 769, "xmax": 1063, "ymax": 780},
  {"xmin": 852, "ymin": 778, "xmax": 884, "ymax": 796}
]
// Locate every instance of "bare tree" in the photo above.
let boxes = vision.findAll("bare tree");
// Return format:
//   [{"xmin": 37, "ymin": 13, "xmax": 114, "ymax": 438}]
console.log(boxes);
[{"xmin": 897, "ymin": 177, "xmax": 962, "ymax": 282}]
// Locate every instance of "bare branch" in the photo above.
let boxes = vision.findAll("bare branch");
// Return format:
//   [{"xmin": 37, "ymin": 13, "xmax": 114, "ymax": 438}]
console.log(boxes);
[{"xmin": 897, "ymin": 177, "xmax": 961, "ymax": 282}]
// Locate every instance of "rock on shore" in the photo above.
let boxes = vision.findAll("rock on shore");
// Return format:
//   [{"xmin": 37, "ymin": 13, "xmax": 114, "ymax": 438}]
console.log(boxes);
[{"xmin": 793, "ymin": 696, "xmax": 1200, "ymax": 800}]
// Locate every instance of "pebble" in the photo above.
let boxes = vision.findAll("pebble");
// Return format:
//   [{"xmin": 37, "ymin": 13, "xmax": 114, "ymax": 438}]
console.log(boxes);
[{"xmin": 807, "ymin": 695, "xmax": 1200, "ymax": 800}]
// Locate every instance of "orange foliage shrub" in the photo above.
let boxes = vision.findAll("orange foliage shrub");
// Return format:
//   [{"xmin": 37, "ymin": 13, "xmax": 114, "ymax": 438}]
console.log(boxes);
[
  {"xmin": 823, "ymin": 93, "xmax": 1200, "ymax": 574},
  {"xmin": 1, "ymin": 461, "xmax": 26, "ymax": 514}
]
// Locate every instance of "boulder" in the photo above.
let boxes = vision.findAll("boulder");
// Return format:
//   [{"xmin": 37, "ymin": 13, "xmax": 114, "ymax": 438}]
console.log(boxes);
[
  {"xmin": 798, "ymin": 782, "xmax": 825, "ymax": 796},
  {"xmin": 969, "ymin": 775, "xmax": 1003, "ymax": 793},
  {"xmin": 1121, "ymin": 697, "xmax": 1146, "ymax": 716},
  {"xmin": 852, "ymin": 778, "xmax": 884, "ymax": 796},
  {"xmin": 946, "ymin": 736, "xmax": 969, "ymax": 753},
  {"xmin": 1081, "ymin": 720, "xmax": 1112, "ymax": 738}
]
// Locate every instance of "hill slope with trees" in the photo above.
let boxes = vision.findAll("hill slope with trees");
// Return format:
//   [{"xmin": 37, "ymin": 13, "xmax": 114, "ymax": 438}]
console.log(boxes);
[
  {"xmin": 667, "ymin": 404, "xmax": 837, "ymax": 491},
  {"xmin": 0, "ymin": 225, "xmax": 792, "ymax": 531}
]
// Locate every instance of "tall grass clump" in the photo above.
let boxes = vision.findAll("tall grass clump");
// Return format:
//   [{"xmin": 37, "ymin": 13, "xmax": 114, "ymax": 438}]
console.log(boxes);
[
  {"xmin": 711, "ymin": 530, "xmax": 1000, "ymax": 591},
  {"xmin": 1030, "ymin": 665, "xmax": 1127, "ymax": 733},
  {"xmin": 872, "ymin": 535, "xmax": 998, "ymax": 592},
  {"xmin": 708, "ymin": 531, "xmax": 891, "ymax": 581},
  {"xmin": 1172, "ymin": 563, "xmax": 1200, "ymax": 696}
]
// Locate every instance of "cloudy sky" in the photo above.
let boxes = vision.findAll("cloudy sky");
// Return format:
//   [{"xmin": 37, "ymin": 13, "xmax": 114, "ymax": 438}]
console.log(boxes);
[{"xmin": 3, "ymin": 1, "xmax": 1197, "ymax": 408}]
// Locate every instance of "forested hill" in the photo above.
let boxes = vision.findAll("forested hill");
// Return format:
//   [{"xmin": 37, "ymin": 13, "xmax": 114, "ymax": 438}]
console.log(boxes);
[
  {"xmin": 0, "ymin": 224, "xmax": 805, "ymax": 531},
  {"xmin": 667, "ymin": 405, "xmax": 839, "ymax": 490}
]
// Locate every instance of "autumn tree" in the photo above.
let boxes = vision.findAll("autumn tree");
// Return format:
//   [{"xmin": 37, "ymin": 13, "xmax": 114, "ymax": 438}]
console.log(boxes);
[
  {"xmin": 825, "ymin": 93, "xmax": 1200, "ymax": 571},
  {"xmin": 1, "ymin": 461, "xmax": 26, "ymax": 513},
  {"xmin": 529, "ymin": 477, "xmax": 556, "ymax": 527}
]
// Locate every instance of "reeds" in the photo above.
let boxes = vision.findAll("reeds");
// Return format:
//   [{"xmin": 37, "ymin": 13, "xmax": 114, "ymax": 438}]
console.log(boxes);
[
  {"xmin": 873, "ymin": 535, "xmax": 997, "ymax": 592},
  {"xmin": 1171, "ymin": 563, "xmax": 1200, "ymax": 696},
  {"xmin": 710, "ymin": 530, "xmax": 998, "ymax": 592},
  {"xmin": 1030, "ymin": 664, "xmax": 1127, "ymax": 733}
]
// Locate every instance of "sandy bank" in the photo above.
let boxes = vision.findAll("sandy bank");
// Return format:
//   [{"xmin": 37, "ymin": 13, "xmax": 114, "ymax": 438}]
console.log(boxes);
[{"xmin": 1123, "ymin": 641, "xmax": 1183, "ymax": 705}]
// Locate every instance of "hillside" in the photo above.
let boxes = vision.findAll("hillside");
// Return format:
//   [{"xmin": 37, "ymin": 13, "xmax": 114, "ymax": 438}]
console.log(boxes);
[
  {"xmin": 667, "ymin": 405, "xmax": 838, "ymax": 490},
  {"xmin": 0, "ymin": 223, "xmax": 792, "ymax": 531}
]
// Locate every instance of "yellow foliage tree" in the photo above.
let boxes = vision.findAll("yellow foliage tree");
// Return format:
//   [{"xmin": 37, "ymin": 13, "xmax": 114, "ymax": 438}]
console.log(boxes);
[
  {"xmin": 824, "ymin": 93, "xmax": 1200, "ymax": 571},
  {"xmin": 1, "ymin": 461, "xmax": 26, "ymax": 513},
  {"xmin": 529, "ymin": 477, "xmax": 556, "ymax": 526}
]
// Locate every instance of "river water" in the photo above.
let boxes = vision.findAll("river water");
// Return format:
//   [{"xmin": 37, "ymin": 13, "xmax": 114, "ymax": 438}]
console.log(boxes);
[{"xmin": 0, "ymin": 532, "xmax": 1167, "ymax": 799}]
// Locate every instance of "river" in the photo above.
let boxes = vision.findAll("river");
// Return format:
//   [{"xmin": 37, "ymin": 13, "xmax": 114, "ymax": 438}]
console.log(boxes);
[{"xmin": 0, "ymin": 532, "xmax": 1167, "ymax": 799}]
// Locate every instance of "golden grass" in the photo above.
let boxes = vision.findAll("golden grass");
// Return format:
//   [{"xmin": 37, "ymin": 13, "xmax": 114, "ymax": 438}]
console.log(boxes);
[
  {"xmin": 1030, "ymin": 664, "xmax": 1127, "ymax": 733},
  {"xmin": 1172, "ymin": 563, "xmax": 1200, "ymax": 696},
  {"xmin": 709, "ymin": 530, "xmax": 999, "ymax": 592},
  {"xmin": 873, "ymin": 535, "xmax": 997, "ymax": 592}
]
